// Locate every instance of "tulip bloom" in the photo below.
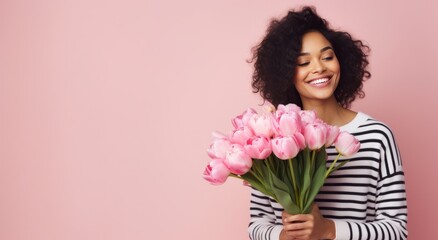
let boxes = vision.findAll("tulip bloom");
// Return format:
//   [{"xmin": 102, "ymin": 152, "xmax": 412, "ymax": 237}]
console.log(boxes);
[
  {"xmin": 248, "ymin": 114, "xmax": 275, "ymax": 138},
  {"xmin": 229, "ymin": 126, "xmax": 254, "ymax": 146},
  {"xmin": 325, "ymin": 124, "xmax": 340, "ymax": 147},
  {"xmin": 271, "ymin": 136, "xmax": 301, "ymax": 160},
  {"xmin": 244, "ymin": 136, "xmax": 272, "ymax": 159},
  {"xmin": 231, "ymin": 108, "xmax": 258, "ymax": 129},
  {"xmin": 224, "ymin": 144, "xmax": 253, "ymax": 175},
  {"xmin": 304, "ymin": 123, "xmax": 327, "ymax": 150},
  {"xmin": 203, "ymin": 159, "xmax": 230, "ymax": 185},
  {"xmin": 294, "ymin": 132, "xmax": 306, "ymax": 150},
  {"xmin": 335, "ymin": 132, "xmax": 360, "ymax": 156},
  {"xmin": 207, "ymin": 138, "xmax": 231, "ymax": 159},
  {"xmin": 299, "ymin": 110, "xmax": 317, "ymax": 126},
  {"xmin": 276, "ymin": 103, "xmax": 301, "ymax": 114},
  {"xmin": 276, "ymin": 111, "xmax": 303, "ymax": 137}
]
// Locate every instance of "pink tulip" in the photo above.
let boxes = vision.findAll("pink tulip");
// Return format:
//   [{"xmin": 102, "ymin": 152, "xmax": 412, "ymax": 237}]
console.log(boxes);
[
  {"xmin": 224, "ymin": 144, "xmax": 253, "ymax": 175},
  {"xmin": 231, "ymin": 108, "xmax": 258, "ymax": 129},
  {"xmin": 294, "ymin": 132, "xmax": 306, "ymax": 149},
  {"xmin": 273, "ymin": 104, "xmax": 300, "ymax": 126},
  {"xmin": 299, "ymin": 110, "xmax": 317, "ymax": 126},
  {"xmin": 271, "ymin": 136, "xmax": 301, "ymax": 160},
  {"xmin": 248, "ymin": 114, "xmax": 275, "ymax": 138},
  {"xmin": 244, "ymin": 136, "xmax": 272, "ymax": 159},
  {"xmin": 325, "ymin": 124, "xmax": 340, "ymax": 147},
  {"xmin": 228, "ymin": 126, "xmax": 254, "ymax": 146},
  {"xmin": 335, "ymin": 131, "xmax": 360, "ymax": 156},
  {"xmin": 304, "ymin": 123, "xmax": 327, "ymax": 150},
  {"xmin": 276, "ymin": 111, "xmax": 303, "ymax": 137},
  {"xmin": 203, "ymin": 159, "xmax": 231, "ymax": 185},
  {"xmin": 276, "ymin": 103, "xmax": 301, "ymax": 114},
  {"xmin": 207, "ymin": 138, "xmax": 231, "ymax": 159}
]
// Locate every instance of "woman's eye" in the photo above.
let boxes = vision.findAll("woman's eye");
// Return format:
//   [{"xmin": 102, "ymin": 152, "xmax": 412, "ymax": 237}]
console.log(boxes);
[
  {"xmin": 323, "ymin": 56, "xmax": 333, "ymax": 61},
  {"xmin": 297, "ymin": 62, "xmax": 310, "ymax": 67}
]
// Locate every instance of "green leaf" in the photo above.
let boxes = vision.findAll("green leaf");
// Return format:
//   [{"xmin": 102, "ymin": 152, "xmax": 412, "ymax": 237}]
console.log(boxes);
[
  {"xmin": 283, "ymin": 161, "xmax": 294, "ymax": 195},
  {"xmin": 315, "ymin": 147, "xmax": 327, "ymax": 167},
  {"xmin": 303, "ymin": 148, "xmax": 310, "ymax": 161},
  {"xmin": 273, "ymin": 156, "xmax": 282, "ymax": 175},
  {"xmin": 241, "ymin": 172, "xmax": 269, "ymax": 196},
  {"xmin": 303, "ymin": 163, "xmax": 327, "ymax": 213},
  {"xmin": 269, "ymin": 172, "xmax": 300, "ymax": 214}
]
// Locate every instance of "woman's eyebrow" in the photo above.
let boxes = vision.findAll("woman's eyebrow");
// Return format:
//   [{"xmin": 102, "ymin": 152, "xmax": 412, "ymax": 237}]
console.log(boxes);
[
  {"xmin": 298, "ymin": 46, "xmax": 333, "ymax": 56},
  {"xmin": 320, "ymin": 46, "xmax": 333, "ymax": 52}
]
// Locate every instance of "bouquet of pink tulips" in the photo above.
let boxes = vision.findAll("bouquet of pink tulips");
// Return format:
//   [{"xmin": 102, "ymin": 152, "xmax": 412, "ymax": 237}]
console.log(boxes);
[{"xmin": 203, "ymin": 103, "xmax": 360, "ymax": 214}]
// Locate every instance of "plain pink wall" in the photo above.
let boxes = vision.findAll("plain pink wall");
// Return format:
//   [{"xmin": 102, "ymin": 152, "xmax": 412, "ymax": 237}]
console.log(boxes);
[{"xmin": 1, "ymin": 0, "xmax": 436, "ymax": 239}]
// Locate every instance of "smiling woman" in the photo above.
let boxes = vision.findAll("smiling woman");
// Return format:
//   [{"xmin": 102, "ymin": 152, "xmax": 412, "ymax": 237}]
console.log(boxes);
[
  {"xmin": 250, "ymin": 7, "xmax": 370, "ymax": 111},
  {"xmin": 248, "ymin": 6, "xmax": 408, "ymax": 240}
]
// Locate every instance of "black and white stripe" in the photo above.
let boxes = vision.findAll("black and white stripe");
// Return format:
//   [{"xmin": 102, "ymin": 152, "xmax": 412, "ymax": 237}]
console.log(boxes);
[{"xmin": 248, "ymin": 112, "xmax": 408, "ymax": 239}]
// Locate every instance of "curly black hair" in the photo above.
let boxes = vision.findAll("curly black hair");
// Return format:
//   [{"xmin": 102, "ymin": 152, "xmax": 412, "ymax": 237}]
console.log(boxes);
[{"xmin": 250, "ymin": 6, "xmax": 371, "ymax": 108}]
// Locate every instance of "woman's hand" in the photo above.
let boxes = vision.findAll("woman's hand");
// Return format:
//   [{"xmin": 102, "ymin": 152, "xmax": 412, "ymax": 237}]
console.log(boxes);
[{"xmin": 279, "ymin": 205, "xmax": 335, "ymax": 240}]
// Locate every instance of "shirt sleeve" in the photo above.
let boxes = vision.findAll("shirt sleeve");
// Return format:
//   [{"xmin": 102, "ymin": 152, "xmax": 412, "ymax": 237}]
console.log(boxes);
[
  {"xmin": 248, "ymin": 188, "xmax": 283, "ymax": 240},
  {"xmin": 333, "ymin": 125, "xmax": 408, "ymax": 239}
]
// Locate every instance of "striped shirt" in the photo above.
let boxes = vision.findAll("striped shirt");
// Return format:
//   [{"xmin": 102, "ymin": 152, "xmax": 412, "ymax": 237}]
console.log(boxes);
[{"xmin": 248, "ymin": 112, "xmax": 408, "ymax": 240}]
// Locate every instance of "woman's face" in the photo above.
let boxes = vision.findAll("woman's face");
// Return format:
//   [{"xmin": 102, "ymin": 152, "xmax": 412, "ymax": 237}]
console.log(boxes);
[{"xmin": 293, "ymin": 31, "xmax": 340, "ymax": 106}]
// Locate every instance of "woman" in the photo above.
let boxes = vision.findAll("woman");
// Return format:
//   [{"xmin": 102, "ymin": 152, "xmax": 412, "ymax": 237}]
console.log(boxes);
[{"xmin": 248, "ymin": 6, "xmax": 408, "ymax": 240}]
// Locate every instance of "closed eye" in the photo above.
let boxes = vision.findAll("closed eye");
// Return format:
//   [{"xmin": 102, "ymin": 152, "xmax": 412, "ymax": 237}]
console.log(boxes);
[{"xmin": 297, "ymin": 62, "xmax": 310, "ymax": 67}]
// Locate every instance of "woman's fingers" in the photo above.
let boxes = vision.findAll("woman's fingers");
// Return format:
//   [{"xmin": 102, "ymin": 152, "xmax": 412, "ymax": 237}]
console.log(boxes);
[
  {"xmin": 283, "ymin": 213, "xmax": 314, "ymax": 224},
  {"xmin": 282, "ymin": 228, "xmax": 312, "ymax": 239},
  {"xmin": 283, "ymin": 220, "xmax": 314, "ymax": 231}
]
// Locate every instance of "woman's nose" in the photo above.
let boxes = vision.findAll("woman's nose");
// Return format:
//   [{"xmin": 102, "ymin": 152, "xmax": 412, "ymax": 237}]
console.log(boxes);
[{"xmin": 312, "ymin": 60, "xmax": 326, "ymax": 73}]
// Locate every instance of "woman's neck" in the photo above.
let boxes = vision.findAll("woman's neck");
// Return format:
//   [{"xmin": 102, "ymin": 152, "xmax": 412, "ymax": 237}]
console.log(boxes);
[{"xmin": 301, "ymin": 98, "xmax": 356, "ymax": 127}]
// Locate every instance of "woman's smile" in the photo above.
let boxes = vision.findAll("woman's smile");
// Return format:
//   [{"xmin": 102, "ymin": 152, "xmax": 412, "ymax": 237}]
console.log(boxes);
[{"xmin": 307, "ymin": 75, "xmax": 333, "ymax": 87}]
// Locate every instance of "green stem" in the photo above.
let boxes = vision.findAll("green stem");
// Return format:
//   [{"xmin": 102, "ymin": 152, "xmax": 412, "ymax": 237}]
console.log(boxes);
[
  {"xmin": 248, "ymin": 168, "xmax": 265, "ymax": 184},
  {"xmin": 288, "ymin": 158, "xmax": 300, "ymax": 209},
  {"xmin": 229, "ymin": 173, "xmax": 241, "ymax": 179},
  {"xmin": 325, "ymin": 153, "xmax": 341, "ymax": 179}
]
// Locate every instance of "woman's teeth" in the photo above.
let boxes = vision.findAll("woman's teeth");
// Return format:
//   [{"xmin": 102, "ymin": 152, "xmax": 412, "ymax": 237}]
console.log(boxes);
[{"xmin": 309, "ymin": 78, "xmax": 329, "ymax": 85}]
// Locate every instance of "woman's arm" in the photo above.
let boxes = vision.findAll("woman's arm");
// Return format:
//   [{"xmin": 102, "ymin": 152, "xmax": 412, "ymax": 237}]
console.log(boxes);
[
  {"xmin": 333, "ymin": 167, "xmax": 408, "ymax": 239},
  {"xmin": 248, "ymin": 188, "xmax": 284, "ymax": 240}
]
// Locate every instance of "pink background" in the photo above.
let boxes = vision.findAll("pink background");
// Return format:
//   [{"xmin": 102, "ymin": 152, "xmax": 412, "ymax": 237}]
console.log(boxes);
[{"xmin": 1, "ymin": 0, "xmax": 436, "ymax": 239}]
